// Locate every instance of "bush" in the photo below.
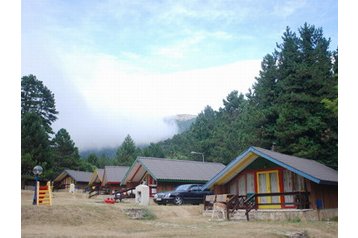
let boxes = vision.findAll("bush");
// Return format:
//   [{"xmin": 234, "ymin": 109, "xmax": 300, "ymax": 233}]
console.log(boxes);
[
  {"xmin": 142, "ymin": 208, "xmax": 157, "ymax": 220},
  {"xmin": 123, "ymin": 208, "xmax": 157, "ymax": 220}
]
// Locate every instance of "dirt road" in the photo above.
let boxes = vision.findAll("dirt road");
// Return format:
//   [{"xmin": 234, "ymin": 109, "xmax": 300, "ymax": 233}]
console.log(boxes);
[{"xmin": 21, "ymin": 190, "xmax": 337, "ymax": 238}]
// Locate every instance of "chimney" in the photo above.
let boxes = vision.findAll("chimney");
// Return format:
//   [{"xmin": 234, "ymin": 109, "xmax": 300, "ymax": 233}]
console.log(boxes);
[{"xmin": 271, "ymin": 142, "xmax": 276, "ymax": 151}]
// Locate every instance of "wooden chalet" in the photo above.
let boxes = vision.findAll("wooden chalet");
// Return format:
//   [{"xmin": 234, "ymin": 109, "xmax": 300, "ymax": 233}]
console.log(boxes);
[
  {"xmin": 203, "ymin": 146, "xmax": 338, "ymax": 214},
  {"xmin": 88, "ymin": 168, "xmax": 104, "ymax": 187},
  {"xmin": 121, "ymin": 157, "xmax": 225, "ymax": 197},
  {"xmin": 54, "ymin": 169, "xmax": 92, "ymax": 191},
  {"xmin": 88, "ymin": 168, "xmax": 105, "ymax": 198},
  {"xmin": 101, "ymin": 166, "xmax": 129, "ymax": 193}
]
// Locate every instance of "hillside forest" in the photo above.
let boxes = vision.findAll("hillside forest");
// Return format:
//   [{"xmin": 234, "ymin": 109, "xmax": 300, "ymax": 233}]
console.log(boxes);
[{"xmin": 21, "ymin": 23, "xmax": 338, "ymax": 181}]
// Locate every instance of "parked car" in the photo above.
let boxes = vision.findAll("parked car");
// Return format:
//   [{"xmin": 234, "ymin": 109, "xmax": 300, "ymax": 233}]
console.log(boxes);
[{"xmin": 153, "ymin": 184, "xmax": 213, "ymax": 205}]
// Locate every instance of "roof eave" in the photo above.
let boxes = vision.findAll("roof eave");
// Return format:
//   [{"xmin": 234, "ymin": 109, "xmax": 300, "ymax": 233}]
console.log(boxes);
[
  {"xmin": 105, "ymin": 181, "xmax": 121, "ymax": 185},
  {"xmin": 318, "ymin": 180, "xmax": 338, "ymax": 186},
  {"xmin": 135, "ymin": 158, "xmax": 158, "ymax": 181},
  {"xmin": 203, "ymin": 147, "xmax": 254, "ymax": 189},
  {"xmin": 157, "ymin": 179, "xmax": 208, "ymax": 183},
  {"xmin": 54, "ymin": 171, "xmax": 68, "ymax": 182},
  {"xmin": 121, "ymin": 158, "xmax": 140, "ymax": 184}
]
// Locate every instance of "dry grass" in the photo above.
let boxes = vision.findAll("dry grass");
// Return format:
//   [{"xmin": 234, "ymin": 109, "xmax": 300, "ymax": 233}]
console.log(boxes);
[{"xmin": 21, "ymin": 190, "xmax": 337, "ymax": 238}]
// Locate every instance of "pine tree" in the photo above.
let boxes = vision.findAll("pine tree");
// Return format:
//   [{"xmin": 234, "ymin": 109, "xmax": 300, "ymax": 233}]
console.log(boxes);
[
  {"xmin": 51, "ymin": 128, "xmax": 81, "ymax": 177},
  {"xmin": 116, "ymin": 135, "xmax": 138, "ymax": 166},
  {"xmin": 321, "ymin": 49, "xmax": 338, "ymax": 116},
  {"xmin": 247, "ymin": 53, "xmax": 280, "ymax": 149},
  {"xmin": 21, "ymin": 74, "xmax": 59, "ymax": 177},
  {"xmin": 21, "ymin": 112, "xmax": 50, "ymax": 175},
  {"xmin": 142, "ymin": 143, "xmax": 165, "ymax": 158},
  {"xmin": 21, "ymin": 74, "xmax": 58, "ymax": 134},
  {"xmin": 87, "ymin": 153, "xmax": 99, "ymax": 167},
  {"xmin": 274, "ymin": 24, "xmax": 337, "ymax": 168}
]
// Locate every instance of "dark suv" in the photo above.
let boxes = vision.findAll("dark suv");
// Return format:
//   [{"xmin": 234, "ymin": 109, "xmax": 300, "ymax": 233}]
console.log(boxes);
[{"xmin": 153, "ymin": 184, "xmax": 212, "ymax": 205}]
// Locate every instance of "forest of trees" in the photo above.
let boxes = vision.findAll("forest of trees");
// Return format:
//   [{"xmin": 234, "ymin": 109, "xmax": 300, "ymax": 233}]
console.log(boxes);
[
  {"xmin": 21, "ymin": 23, "xmax": 338, "ymax": 182},
  {"xmin": 156, "ymin": 23, "xmax": 338, "ymax": 169},
  {"xmin": 21, "ymin": 75, "xmax": 94, "ymax": 180},
  {"xmin": 20, "ymin": 75, "xmax": 166, "ymax": 180}
]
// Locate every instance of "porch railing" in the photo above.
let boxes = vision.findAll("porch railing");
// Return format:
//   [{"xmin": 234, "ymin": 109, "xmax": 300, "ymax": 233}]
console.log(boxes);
[
  {"xmin": 88, "ymin": 186, "xmax": 101, "ymax": 198},
  {"xmin": 205, "ymin": 191, "xmax": 310, "ymax": 221},
  {"xmin": 253, "ymin": 191, "xmax": 310, "ymax": 209},
  {"xmin": 226, "ymin": 193, "xmax": 256, "ymax": 220}
]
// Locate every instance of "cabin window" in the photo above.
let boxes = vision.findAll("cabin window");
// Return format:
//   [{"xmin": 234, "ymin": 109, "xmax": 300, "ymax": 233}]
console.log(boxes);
[
  {"xmin": 238, "ymin": 174, "xmax": 246, "ymax": 195},
  {"xmin": 283, "ymin": 170, "xmax": 306, "ymax": 207},
  {"xmin": 246, "ymin": 173, "xmax": 255, "ymax": 194},
  {"xmin": 258, "ymin": 173, "xmax": 267, "ymax": 199},
  {"xmin": 152, "ymin": 178, "xmax": 157, "ymax": 186},
  {"xmin": 256, "ymin": 170, "xmax": 281, "ymax": 208},
  {"xmin": 227, "ymin": 172, "xmax": 256, "ymax": 196},
  {"xmin": 293, "ymin": 173, "xmax": 305, "ymax": 191},
  {"xmin": 283, "ymin": 170, "xmax": 294, "ymax": 204},
  {"xmin": 229, "ymin": 180, "xmax": 237, "ymax": 194},
  {"xmin": 283, "ymin": 170, "xmax": 305, "ymax": 192}
]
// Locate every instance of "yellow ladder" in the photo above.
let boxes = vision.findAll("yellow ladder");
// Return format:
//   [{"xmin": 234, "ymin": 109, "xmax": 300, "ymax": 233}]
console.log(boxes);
[{"xmin": 36, "ymin": 181, "xmax": 52, "ymax": 206}]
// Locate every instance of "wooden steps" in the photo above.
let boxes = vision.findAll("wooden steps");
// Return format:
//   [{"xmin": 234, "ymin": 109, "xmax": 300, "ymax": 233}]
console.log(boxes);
[{"xmin": 36, "ymin": 181, "xmax": 52, "ymax": 206}]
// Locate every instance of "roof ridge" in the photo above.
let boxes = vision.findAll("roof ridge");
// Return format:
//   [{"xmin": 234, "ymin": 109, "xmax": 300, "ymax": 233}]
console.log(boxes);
[
  {"xmin": 66, "ymin": 169, "xmax": 91, "ymax": 173},
  {"xmin": 138, "ymin": 156, "xmax": 224, "ymax": 165},
  {"xmin": 105, "ymin": 165, "xmax": 130, "ymax": 168},
  {"xmin": 252, "ymin": 146, "xmax": 333, "ymax": 166}
]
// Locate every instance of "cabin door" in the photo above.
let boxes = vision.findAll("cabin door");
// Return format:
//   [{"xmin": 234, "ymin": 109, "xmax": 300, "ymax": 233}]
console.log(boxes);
[{"xmin": 256, "ymin": 170, "xmax": 281, "ymax": 209}]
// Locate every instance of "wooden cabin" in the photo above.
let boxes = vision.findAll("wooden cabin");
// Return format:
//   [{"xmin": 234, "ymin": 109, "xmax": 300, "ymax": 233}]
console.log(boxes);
[
  {"xmin": 203, "ymin": 146, "xmax": 338, "ymax": 210},
  {"xmin": 101, "ymin": 166, "xmax": 129, "ymax": 194},
  {"xmin": 54, "ymin": 170, "xmax": 92, "ymax": 191},
  {"xmin": 88, "ymin": 168, "xmax": 104, "ymax": 187},
  {"xmin": 121, "ymin": 157, "xmax": 225, "ymax": 197}
]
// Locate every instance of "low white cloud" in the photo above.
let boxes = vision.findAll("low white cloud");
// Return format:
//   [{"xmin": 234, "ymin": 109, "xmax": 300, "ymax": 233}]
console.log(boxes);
[
  {"xmin": 61, "ymin": 51, "xmax": 261, "ymax": 117},
  {"xmin": 54, "ymin": 50, "xmax": 261, "ymax": 149}
]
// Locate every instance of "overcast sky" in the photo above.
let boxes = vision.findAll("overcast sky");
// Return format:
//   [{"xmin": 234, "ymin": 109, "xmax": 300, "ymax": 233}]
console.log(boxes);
[{"xmin": 21, "ymin": 0, "xmax": 338, "ymax": 150}]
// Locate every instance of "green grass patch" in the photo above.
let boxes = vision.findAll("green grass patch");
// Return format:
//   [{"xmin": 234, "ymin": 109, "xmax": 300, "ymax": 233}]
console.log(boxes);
[
  {"xmin": 141, "ymin": 208, "xmax": 157, "ymax": 220},
  {"xmin": 123, "ymin": 207, "xmax": 157, "ymax": 220}
]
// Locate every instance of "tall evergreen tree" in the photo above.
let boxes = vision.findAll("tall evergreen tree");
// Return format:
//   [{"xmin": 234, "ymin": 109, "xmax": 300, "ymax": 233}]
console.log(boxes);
[
  {"xmin": 321, "ymin": 49, "xmax": 338, "ymax": 116},
  {"xmin": 116, "ymin": 135, "xmax": 139, "ymax": 166},
  {"xmin": 21, "ymin": 74, "xmax": 59, "ymax": 177},
  {"xmin": 247, "ymin": 53, "xmax": 280, "ymax": 149},
  {"xmin": 191, "ymin": 105, "xmax": 217, "ymax": 141},
  {"xmin": 221, "ymin": 90, "xmax": 245, "ymax": 116},
  {"xmin": 21, "ymin": 112, "xmax": 50, "ymax": 175},
  {"xmin": 214, "ymin": 91, "xmax": 250, "ymax": 163},
  {"xmin": 21, "ymin": 74, "xmax": 58, "ymax": 134},
  {"xmin": 51, "ymin": 128, "xmax": 81, "ymax": 177},
  {"xmin": 142, "ymin": 143, "xmax": 165, "ymax": 158},
  {"xmin": 87, "ymin": 153, "xmax": 100, "ymax": 167},
  {"xmin": 274, "ymin": 24, "xmax": 337, "ymax": 168},
  {"xmin": 98, "ymin": 154, "xmax": 116, "ymax": 168}
]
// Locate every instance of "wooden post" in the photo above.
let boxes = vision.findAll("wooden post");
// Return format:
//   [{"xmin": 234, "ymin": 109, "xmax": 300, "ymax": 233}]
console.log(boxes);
[
  {"xmin": 36, "ymin": 181, "xmax": 40, "ymax": 206},
  {"xmin": 48, "ymin": 181, "xmax": 53, "ymax": 206}
]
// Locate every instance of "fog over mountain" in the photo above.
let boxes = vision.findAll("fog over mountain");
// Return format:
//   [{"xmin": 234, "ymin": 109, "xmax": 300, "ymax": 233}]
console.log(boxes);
[{"xmin": 79, "ymin": 114, "xmax": 196, "ymax": 157}]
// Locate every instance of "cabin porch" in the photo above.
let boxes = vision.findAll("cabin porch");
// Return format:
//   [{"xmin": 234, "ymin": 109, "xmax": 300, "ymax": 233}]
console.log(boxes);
[{"xmin": 203, "ymin": 192, "xmax": 337, "ymax": 221}]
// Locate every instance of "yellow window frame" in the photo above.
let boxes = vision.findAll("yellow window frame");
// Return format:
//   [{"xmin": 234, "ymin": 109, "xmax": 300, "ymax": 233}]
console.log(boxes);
[{"xmin": 256, "ymin": 170, "xmax": 281, "ymax": 209}]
